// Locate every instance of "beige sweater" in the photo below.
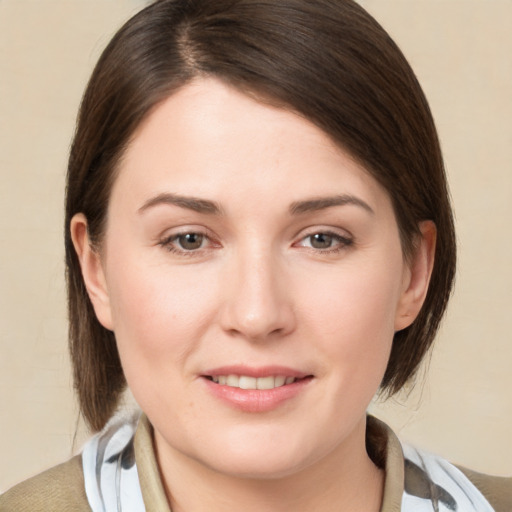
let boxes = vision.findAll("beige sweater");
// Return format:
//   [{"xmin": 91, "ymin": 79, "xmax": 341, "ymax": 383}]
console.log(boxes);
[{"xmin": 1, "ymin": 416, "xmax": 510, "ymax": 511}]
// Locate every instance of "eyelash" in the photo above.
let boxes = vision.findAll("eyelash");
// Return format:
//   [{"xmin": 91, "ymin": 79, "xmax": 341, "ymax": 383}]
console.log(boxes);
[
  {"xmin": 158, "ymin": 230, "xmax": 216, "ymax": 256},
  {"xmin": 294, "ymin": 230, "xmax": 354, "ymax": 254},
  {"xmin": 157, "ymin": 229, "xmax": 354, "ymax": 256}
]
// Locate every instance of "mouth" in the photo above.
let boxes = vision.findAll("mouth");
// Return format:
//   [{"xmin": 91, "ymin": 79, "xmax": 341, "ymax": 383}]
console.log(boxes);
[
  {"xmin": 204, "ymin": 374, "xmax": 308, "ymax": 390},
  {"xmin": 201, "ymin": 369, "xmax": 313, "ymax": 412}
]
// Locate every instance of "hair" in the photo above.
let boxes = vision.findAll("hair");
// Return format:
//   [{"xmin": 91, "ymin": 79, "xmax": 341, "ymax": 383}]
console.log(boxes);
[{"xmin": 65, "ymin": 0, "xmax": 456, "ymax": 432}]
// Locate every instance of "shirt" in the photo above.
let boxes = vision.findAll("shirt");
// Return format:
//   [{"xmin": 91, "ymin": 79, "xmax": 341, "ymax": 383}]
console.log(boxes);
[{"xmin": 1, "ymin": 413, "xmax": 510, "ymax": 511}]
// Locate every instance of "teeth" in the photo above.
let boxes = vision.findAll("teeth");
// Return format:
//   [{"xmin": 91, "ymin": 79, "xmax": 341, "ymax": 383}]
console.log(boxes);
[
  {"xmin": 211, "ymin": 374, "xmax": 297, "ymax": 390},
  {"xmin": 239, "ymin": 376, "xmax": 256, "ymax": 389},
  {"xmin": 274, "ymin": 376, "xmax": 286, "ymax": 387},
  {"xmin": 226, "ymin": 375, "xmax": 239, "ymax": 387},
  {"xmin": 256, "ymin": 376, "xmax": 275, "ymax": 390}
]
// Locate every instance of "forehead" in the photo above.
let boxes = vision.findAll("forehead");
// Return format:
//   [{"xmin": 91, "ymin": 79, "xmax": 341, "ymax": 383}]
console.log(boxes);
[{"xmin": 112, "ymin": 77, "xmax": 391, "ymax": 216}]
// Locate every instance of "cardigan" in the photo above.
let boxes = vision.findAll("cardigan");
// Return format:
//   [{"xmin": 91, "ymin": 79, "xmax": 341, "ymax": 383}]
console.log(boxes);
[{"xmin": 1, "ymin": 414, "xmax": 510, "ymax": 511}]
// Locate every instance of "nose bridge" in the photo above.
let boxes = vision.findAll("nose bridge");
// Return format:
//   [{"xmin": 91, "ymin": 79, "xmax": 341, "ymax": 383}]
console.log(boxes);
[{"xmin": 221, "ymin": 241, "xmax": 294, "ymax": 340}]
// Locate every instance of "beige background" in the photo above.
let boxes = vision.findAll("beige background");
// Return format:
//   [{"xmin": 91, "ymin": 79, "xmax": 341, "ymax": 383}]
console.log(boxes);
[{"xmin": 1, "ymin": 0, "xmax": 510, "ymax": 493}]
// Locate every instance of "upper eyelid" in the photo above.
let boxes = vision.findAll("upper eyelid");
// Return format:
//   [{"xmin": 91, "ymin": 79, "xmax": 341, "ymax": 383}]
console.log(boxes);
[
  {"xmin": 293, "ymin": 225, "xmax": 353, "ymax": 240},
  {"xmin": 158, "ymin": 225, "xmax": 215, "ymax": 241}
]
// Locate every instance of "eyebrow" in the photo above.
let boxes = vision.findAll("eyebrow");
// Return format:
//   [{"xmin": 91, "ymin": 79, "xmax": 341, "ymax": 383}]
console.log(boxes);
[
  {"xmin": 138, "ymin": 193, "xmax": 223, "ymax": 215},
  {"xmin": 289, "ymin": 195, "xmax": 374, "ymax": 215},
  {"xmin": 138, "ymin": 192, "xmax": 373, "ymax": 216}
]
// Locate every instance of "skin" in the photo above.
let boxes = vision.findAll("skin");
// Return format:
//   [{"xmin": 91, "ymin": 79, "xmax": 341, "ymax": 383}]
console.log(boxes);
[{"xmin": 72, "ymin": 78, "xmax": 435, "ymax": 512}]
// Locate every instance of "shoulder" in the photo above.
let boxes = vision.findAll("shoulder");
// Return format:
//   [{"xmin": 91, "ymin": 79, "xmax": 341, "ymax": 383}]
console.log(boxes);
[
  {"xmin": 0, "ymin": 455, "xmax": 91, "ymax": 512},
  {"xmin": 457, "ymin": 465, "xmax": 512, "ymax": 512}
]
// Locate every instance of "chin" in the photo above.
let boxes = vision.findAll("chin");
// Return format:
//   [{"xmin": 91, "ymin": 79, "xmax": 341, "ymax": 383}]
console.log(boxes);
[
  {"xmin": 191, "ymin": 429, "xmax": 320, "ymax": 480},
  {"xmin": 204, "ymin": 451, "xmax": 308, "ymax": 481}
]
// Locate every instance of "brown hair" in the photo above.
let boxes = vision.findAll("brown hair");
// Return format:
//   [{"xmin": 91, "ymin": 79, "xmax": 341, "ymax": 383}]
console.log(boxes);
[{"xmin": 65, "ymin": 0, "xmax": 456, "ymax": 431}]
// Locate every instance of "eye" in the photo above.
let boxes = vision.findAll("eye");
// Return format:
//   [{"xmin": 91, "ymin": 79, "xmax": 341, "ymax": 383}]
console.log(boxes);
[
  {"xmin": 158, "ymin": 230, "xmax": 215, "ymax": 254},
  {"xmin": 309, "ymin": 233, "xmax": 335, "ymax": 249},
  {"xmin": 175, "ymin": 233, "xmax": 205, "ymax": 251},
  {"xmin": 296, "ymin": 231, "xmax": 353, "ymax": 252}
]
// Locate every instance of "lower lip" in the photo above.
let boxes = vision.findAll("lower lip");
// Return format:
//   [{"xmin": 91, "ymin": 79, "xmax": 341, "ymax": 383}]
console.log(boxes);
[{"xmin": 202, "ymin": 377, "xmax": 313, "ymax": 413}]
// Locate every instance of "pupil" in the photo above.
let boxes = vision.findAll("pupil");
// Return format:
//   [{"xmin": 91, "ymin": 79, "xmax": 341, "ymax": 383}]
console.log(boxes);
[
  {"xmin": 179, "ymin": 233, "xmax": 203, "ymax": 250},
  {"xmin": 311, "ymin": 233, "xmax": 332, "ymax": 249}
]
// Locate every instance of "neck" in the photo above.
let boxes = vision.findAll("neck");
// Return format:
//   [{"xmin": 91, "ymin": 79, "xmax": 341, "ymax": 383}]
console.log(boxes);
[{"xmin": 154, "ymin": 416, "xmax": 384, "ymax": 512}]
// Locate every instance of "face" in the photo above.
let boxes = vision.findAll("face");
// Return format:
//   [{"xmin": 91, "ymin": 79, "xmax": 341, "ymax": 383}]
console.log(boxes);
[{"xmin": 75, "ymin": 78, "xmax": 428, "ymax": 479}]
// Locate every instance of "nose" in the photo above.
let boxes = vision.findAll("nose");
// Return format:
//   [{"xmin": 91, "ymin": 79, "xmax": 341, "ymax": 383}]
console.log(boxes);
[{"xmin": 219, "ymin": 248, "xmax": 296, "ymax": 341}]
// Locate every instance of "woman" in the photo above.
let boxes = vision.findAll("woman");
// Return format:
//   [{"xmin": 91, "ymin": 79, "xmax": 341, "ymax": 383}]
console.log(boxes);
[{"xmin": 1, "ymin": 0, "xmax": 510, "ymax": 510}]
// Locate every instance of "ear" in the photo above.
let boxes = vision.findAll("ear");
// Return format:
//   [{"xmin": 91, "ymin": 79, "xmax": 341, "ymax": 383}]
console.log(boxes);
[
  {"xmin": 70, "ymin": 213, "xmax": 114, "ymax": 330},
  {"xmin": 394, "ymin": 221, "xmax": 437, "ymax": 331}
]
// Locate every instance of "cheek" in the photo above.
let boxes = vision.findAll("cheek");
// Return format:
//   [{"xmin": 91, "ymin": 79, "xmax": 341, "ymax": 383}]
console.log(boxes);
[
  {"xmin": 104, "ymin": 252, "xmax": 219, "ymax": 376},
  {"xmin": 299, "ymin": 255, "xmax": 403, "ymax": 392},
  {"xmin": 105, "ymin": 261, "xmax": 223, "ymax": 419},
  {"xmin": 305, "ymin": 261, "xmax": 401, "ymax": 341}
]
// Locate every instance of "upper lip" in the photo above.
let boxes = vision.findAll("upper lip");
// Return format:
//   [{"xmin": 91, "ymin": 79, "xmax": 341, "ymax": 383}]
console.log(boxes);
[{"xmin": 201, "ymin": 365, "xmax": 311, "ymax": 379}]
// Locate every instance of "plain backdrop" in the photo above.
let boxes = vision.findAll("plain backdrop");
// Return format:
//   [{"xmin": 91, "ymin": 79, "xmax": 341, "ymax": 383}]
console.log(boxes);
[{"xmin": 1, "ymin": 0, "xmax": 511, "ymax": 492}]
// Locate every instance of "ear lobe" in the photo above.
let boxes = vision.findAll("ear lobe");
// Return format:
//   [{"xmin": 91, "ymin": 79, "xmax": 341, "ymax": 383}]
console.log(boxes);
[
  {"xmin": 394, "ymin": 221, "xmax": 437, "ymax": 332},
  {"xmin": 70, "ymin": 213, "xmax": 114, "ymax": 330}
]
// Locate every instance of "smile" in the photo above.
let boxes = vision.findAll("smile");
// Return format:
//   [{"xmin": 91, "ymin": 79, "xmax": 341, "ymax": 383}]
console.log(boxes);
[
  {"xmin": 201, "ymin": 366, "xmax": 313, "ymax": 412},
  {"xmin": 208, "ymin": 375, "xmax": 297, "ymax": 390}
]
